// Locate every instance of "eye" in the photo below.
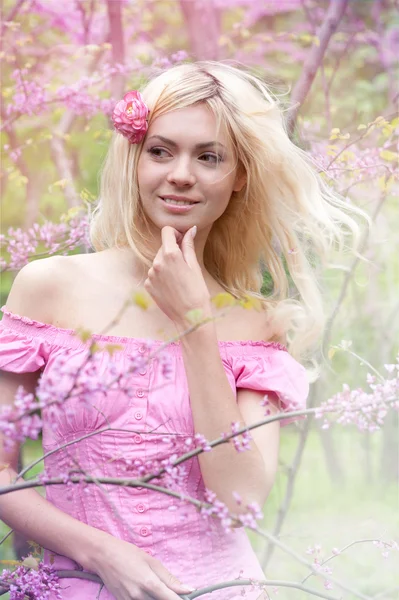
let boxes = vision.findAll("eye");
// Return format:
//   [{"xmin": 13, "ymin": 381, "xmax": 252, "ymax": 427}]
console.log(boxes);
[
  {"xmin": 199, "ymin": 153, "xmax": 223, "ymax": 165},
  {"xmin": 147, "ymin": 147, "xmax": 170, "ymax": 158}
]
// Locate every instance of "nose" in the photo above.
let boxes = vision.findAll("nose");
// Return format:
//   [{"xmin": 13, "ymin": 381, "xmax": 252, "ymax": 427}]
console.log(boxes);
[{"xmin": 166, "ymin": 156, "xmax": 196, "ymax": 187}]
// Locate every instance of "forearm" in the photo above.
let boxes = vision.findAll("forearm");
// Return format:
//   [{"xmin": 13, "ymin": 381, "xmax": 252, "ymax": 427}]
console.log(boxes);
[
  {"xmin": 0, "ymin": 467, "xmax": 109, "ymax": 572},
  {"xmin": 177, "ymin": 320, "xmax": 267, "ymax": 513}
]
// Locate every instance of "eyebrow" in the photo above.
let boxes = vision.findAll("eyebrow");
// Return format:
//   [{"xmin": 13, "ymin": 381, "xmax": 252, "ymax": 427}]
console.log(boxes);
[{"xmin": 147, "ymin": 135, "xmax": 227, "ymax": 151}]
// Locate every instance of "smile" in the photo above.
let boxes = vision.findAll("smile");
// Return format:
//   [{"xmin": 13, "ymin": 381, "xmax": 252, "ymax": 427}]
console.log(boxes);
[{"xmin": 160, "ymin": 196, "xmax": 199, "ymax": 213}]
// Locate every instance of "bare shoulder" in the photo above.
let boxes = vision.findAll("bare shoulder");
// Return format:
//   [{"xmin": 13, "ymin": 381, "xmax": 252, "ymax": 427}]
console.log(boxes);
[
  {"xmin": 5, "ymin": 254, "xmax": 91, "ymax": 323},
  {"xmin": 218, "ymin": 298, "xmax": 286, "ymax": 345}
]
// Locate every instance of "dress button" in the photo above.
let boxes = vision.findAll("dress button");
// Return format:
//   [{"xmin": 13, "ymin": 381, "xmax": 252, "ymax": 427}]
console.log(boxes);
[
  {"xmin": 139, "ymin": 368, "xmax": 147, "ymax": 376},
  {"xmin": 136, "ymin": 486, "xmax": 143, "ymax": 490},
  {"xmin": 134, "ymin": 434, "xmax": 142, "ymax": 444},
  {"xmin": 138, "ymin": 345, "xmax": 146, "ymax": 354},
  {"xmin": 136, "ymin": 389, "xmax": 145, "ymax": 398},
  {"xmin": 137, "ymin": 503, "xmax": 147, "ymax": 513},
  {"xmin": 140, "ymin": 526, "xmax": 150, "ymax": 537},
  {"xmin": 146, "ymin": 548, "xmax": 154, "ymax": 556},
  {"xmin": 134, "ymin": 411, "xmax": 143, "ymax": 420}
]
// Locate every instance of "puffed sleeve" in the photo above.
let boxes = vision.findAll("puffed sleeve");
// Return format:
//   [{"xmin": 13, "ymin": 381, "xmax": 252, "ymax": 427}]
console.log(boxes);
[
  {"xmin": 231, "ymin": 343, "xmax": 309, "ymax": 427},
  {"xmin": 0, "ymin": 309, "xmax": 51, "ymax": 373}
]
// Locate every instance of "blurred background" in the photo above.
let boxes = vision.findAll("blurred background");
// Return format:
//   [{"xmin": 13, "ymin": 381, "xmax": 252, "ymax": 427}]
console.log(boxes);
[{"xmin": 1, "ymin": 0, "xmax": 398, "ymax": 598}]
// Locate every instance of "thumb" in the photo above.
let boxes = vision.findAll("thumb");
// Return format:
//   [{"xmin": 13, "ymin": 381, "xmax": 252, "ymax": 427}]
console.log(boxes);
[
  {"xmin": 152, "ymin": 560, "xmax": 196, "ymax": 594},
  {"xmin": 181, "ymin": 226, "xmax": 198, "ymax": 267}
]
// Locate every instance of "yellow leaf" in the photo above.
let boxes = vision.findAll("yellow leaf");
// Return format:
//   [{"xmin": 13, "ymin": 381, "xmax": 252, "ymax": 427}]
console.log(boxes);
[
  {"xmin": 239, "ymin": 295, "xmax": 263, "ymax": 311},
  {"xmin": 330, "ymin": 128, "xmax": 340, "ymax": 135},
  {"xmin": 105, "ymin": 344, "xmax": 123, "ymax": 356},
  {"xmin": 1, "ymin": 87, "xmax": 12, "ymax": 98},
  {"xmin": 132, "ymin": 290, "xmax": 151, "ymax": 310},
  {"xmin": 185, "ymin": 308, "xmax": 204, "ymax": 324},
  {"xmin": 357, "ymin": 124, "xmax": 367, "ymax": 130},
  {"xmin": 76, "ymin": 328, "xmax": 93, "ymax": 343},
  {"xmin": 80, "ymin": 188, "xmax": 96, "ymax": 202},
  {"xmin": 90, "ymin": 342, "xmax": 101, "ymax": 354},
  {"xmin": 378, "ymin": 175, "xmax": 395, "ymax": 192},
  {"xmin": 8, "ymin": 171, "xmax": 19, "ymax": 181},
  {"xmin": 379, "ymin": 149, "xmax": 398, "ymax": 162},
  {"xmin": 328, "ymin": 347, "xmax": 336, "ymax": 360},
  {"xmin": 378, "ymin": 175, "xmax": 386, "ymax": 191},
  {"xmin": 22, "ymin": 556, "xmax": 40, "ymax": 570},
  {"xmin": 15, "ymin": 175, "xmax": 28, "ymax": 187},
  {"xmin": 51, "ymin": 179, "xmax": 68, "ymax": 190},
  {"xmin": 390, "ymin": 116, "xmax": 399, "ymax": 129},
  {"xmin": 211, "ymin": 292, "xmax": 237, "ymax": 309}
]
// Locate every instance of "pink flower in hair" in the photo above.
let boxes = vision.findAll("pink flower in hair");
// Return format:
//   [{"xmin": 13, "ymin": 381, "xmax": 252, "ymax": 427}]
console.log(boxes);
[{"xmin": 112, "ymin": 90, "xmax": 149, "ymax": 144}]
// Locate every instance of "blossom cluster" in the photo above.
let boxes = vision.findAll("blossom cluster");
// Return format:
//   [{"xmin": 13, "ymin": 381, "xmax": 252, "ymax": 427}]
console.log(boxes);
[
  {"xmin": 0, "ymin": 386, "xmax": 43, "ymax": 452},
  {"xmin": 199, "ymin": 489, "xmax": 264, "ymax": 534},
  {"xmin": 0, "ymin": 212, "xmax": 91, "ymax": 271},
  {"xmin": 315, "ymin": 357, "xmax": 399, "ymax": 431},
  {"xmin": 0, "ymin": 561, "xmax": 62, "ymax": 600},
  {"xmin": 230, "ymin": 421, "xmax": 252, "ymax": 452}
]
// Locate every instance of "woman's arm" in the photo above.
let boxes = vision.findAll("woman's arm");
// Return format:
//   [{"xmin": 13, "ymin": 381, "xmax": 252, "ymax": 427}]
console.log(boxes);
[
  {"xmin": 144, "ymin": 226, "xmax": 280, "ymax": 516},
  {"xmin": 175, "ymin": 318, "xmax": 277, "ymax": 516},
  {"xmin": 0, "ymin": 370, "xmax": 110, "ymax": 572}
]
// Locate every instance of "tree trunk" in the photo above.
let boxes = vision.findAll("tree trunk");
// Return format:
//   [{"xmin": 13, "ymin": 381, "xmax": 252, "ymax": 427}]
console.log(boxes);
[{"xmin": 180, "ymin": 0, "xmax": 221, "ymax": 61}]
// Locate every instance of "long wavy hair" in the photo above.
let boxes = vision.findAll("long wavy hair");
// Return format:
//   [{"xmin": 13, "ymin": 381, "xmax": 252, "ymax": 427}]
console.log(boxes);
[{"xmin": 90, "ymin": 61, "xmax": 368, "ymax": 375}]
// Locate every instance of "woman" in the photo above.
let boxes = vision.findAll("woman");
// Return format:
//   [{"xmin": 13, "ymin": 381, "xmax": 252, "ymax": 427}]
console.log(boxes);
[{"xmin": 0, "ymin": 61, "xmax": 363, "ymax": 599}]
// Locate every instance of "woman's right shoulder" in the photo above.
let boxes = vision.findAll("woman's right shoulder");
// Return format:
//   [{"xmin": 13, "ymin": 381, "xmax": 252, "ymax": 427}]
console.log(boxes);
[{"xmin": 5, "ymin": 254, "xmax": 89, "ymax": 324}]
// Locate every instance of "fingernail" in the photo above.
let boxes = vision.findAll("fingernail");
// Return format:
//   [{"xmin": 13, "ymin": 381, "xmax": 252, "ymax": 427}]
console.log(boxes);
[
  {"xmin": 191, "ymin": 226, "xmax": 197, "ymax": 239},
  {"xmin": 181, "ymin": 584, "xmax": 196, "ymax": 592}
]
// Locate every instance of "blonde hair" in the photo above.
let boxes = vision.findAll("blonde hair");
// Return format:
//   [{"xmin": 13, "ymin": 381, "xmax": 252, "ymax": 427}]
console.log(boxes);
[{"xmin": 90, "ymin": 61, "xmax": 368, "ymax": 375}]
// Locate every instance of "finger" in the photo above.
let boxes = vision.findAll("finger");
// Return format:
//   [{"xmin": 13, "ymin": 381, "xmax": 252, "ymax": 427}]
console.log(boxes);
[
  {"xmin": 161, "ymin": 226, "xmax": 182, "ymax": 254},
  {"xmin": 150, "ymin": 561, "xmax": 196, "ymax": 598},
  {"xmin": 180, "ymin": 226, "xmax": 198, "ymax": 268}
]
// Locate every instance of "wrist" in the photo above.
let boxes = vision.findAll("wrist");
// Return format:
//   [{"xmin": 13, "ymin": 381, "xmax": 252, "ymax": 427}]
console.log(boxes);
[
  {"xmin": 77, "ymin": 527, "xmax": 113, "ymax": 572},
  {"xmin": 174, "ymin": 302, "xmax": 214, "ymax": 336},
  {"xmin": 175, "ymin": 316, "xmax": 217, "ymax": 347}
]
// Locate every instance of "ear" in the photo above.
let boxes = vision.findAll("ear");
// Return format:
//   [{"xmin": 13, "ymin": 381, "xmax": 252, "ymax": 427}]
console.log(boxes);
[{"xmin": 233, "ymin": 163, "xmax": 247, "ymax": 193}]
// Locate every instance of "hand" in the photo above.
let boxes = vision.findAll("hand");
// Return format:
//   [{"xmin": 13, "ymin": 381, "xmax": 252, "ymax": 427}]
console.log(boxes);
[
  {"xmin": 92, "ymin": 536, "xmax": 195, "ymax": 600},
  {"xmin": 144, "ymin": 226, "xmax": 212, "ymax": 327}
]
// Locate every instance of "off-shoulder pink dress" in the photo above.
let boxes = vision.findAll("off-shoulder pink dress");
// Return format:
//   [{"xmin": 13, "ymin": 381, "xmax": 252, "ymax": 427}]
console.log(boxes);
[{"xmin": 0, "ymin": 307, "xmax": 309, "ymax": 600}]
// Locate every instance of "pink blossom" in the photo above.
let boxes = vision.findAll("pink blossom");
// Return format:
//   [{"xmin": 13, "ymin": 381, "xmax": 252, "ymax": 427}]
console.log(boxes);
[
  {"xmin": 0, "ymin": 560, "xmax": 62, "ymax": 599},
  {"xmin": 112, "ymin": 91, "xmax": 149, "ymax": 144}
]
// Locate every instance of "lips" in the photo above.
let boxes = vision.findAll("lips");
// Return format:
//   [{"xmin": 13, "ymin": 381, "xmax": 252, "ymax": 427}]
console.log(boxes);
[{"xmin": 159, "ymin": 196, "xmax": 199, "ymax": 213}]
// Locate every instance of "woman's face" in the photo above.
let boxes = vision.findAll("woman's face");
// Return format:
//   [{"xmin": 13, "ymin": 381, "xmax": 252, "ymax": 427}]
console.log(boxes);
[{"xmin": 137, "ymin": 103, "xmax": 246, "ymax": 236}]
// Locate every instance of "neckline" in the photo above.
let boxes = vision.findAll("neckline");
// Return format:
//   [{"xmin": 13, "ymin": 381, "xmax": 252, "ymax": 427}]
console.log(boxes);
[{"xmin": 0, "ymin": 305, "xmax": 288, "ymax": 351}]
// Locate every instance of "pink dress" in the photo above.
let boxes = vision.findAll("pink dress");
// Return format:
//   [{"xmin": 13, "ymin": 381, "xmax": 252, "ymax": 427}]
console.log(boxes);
[{"xmin": 0, "ymin": 307, "xmax": 308, "ymax": 600}]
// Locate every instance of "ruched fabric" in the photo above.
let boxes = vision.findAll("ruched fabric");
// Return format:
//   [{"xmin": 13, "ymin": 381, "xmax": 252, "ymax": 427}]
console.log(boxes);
[{"xmin": 0, "ymin": 307, "xmax": 309, "ymax": 600}]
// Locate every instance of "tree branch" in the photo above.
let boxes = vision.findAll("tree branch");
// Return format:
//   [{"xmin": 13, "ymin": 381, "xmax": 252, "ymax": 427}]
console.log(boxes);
[{"xmin": 287, "ymin": 0, "xmax": 349, "ymax": 135}]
